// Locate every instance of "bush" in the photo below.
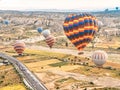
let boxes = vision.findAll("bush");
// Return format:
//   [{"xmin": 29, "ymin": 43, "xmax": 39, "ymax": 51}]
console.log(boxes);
[
  {"xmin": 89, "ymin": 81, "xmax": 94, "ymax": 85},
  {"xmin": 86, "ymin": 68, "xmax": 90, "ymax": 71},
  {"xmin": 1, "ymin": 75, "xmax": 5, "ymax": 78},
  {"xmin": 117, "ymin": 47, "xmax": 120, "ymax": 50},
  {"xmin": 104, "ymin": 66, "xmax": 113, "ymax": 70},
  {"xmin": 56, "ymin": 86, "xmax": 60, "ymax": 89},
  {"xmin": 0, "ymin": 80, "xmax": 3, "ymax": 84}
]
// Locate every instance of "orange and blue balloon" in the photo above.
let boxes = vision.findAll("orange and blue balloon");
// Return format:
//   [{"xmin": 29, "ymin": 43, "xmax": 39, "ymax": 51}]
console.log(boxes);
[{"xmin": 63, "ymin": 13, "xmax": 98, "ymax": 51}]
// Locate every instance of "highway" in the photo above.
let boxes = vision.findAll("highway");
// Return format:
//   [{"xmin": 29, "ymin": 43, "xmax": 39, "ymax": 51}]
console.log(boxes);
[{"xmin": 0, "ymin": 52, "xmax": 48, "ymax": 90}]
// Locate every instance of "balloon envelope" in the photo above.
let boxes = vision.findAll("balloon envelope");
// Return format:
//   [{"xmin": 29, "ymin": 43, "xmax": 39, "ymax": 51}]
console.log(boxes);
[
  {"xmin": 37, "ymin": 27, "xmax": 43, "ymax": 33},
  {"xmin": 63, "ymin": 13, "xmax": 98, "ymax": 51},
  {"xmin": 3, "ymin": 20, "xmax": 9, "ymax": 25},
  {"xmin": 98, "ymin": 21, "xmax": 103, "ymax": 28},
  {"xmin": 41, "ymin": 29, "xmax": 51, "ymax": 38},
  {"xmin": 14, "ymin": 41, "xmax": 26, "ymax": 55},
  {"xmin": 92, "ymin": 50, "xmax": 108, "ymax": 67},
  {"xmin": 45, "ymin": 35, "xmax": 55, "ymax": 48}
]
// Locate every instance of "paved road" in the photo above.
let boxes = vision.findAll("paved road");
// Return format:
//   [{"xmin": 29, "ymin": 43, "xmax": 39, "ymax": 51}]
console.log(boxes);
[{"xmin": 0, "ymin": 52, "xmax": 48, "ymax": 90}]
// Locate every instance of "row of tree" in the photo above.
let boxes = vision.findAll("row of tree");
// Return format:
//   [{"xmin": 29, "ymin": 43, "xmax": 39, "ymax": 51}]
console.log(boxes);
[{"xmin": 105, "ymin": 7, "xmax": 119, "ymax": 12}]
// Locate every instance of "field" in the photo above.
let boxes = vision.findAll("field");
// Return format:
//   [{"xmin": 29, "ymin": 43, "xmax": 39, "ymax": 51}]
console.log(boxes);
[
  {"xmin": 0, "ymin": 84, "xmax": 26, "ymax": 90},
  {"xmin": 0, "ymin": 44, "xmax": 120, "ymax": 90},
  {"xmin": 0, "ymin": 65, "xmax": 27, "ymax": 90},
  {"xmin": 1, "ymin": 42, "xmax": 120, "ymax": 89},
  {"xmin": 5, "ymin": 48, "xmax": 118, "ymax": 90}
]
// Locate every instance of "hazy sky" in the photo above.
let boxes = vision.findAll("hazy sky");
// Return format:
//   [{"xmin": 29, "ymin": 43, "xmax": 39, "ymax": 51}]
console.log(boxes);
[{"xmin": 0, "ymin": 0, "xmax": 120, "ymax": 11}]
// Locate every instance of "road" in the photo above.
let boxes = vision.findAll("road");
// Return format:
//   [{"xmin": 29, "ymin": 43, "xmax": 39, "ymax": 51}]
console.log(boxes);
[
  {"xmin": 0, "ymin": 52, "xmax": 48, "ymax": 90},
  {"xmin": 28, "ymin": 45, "xmax": 92, "ymax": 57}
]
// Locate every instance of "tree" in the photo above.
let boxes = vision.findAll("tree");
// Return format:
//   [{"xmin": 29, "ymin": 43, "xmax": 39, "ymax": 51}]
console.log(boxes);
[
  {"xmin": 105, "ymin": 8, "xmax": 109, "ymax": 12},
  {"xmin": 115, "ymin": 7, "xmax": 119, "ymax": 11}
]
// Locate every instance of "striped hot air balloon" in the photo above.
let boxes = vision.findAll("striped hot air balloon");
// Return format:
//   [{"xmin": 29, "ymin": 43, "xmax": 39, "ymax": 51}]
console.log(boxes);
[
  {"xmin": 63, "ymin": 13, "xmax": 98, "ymax": 51},
  {"xmin": 14, "ymin": 41, "xmax": 26, "ymax": 56},
  {"xmin": 45, "ymin": 35, "xmax": 55, "ymax": 48},
  {"xmin": 92, "ymin": 50, "xmax": 108, "ymax": 67}
]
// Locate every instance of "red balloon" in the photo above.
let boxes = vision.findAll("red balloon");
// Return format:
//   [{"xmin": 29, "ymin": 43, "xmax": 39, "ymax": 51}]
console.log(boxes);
[
  {"xmin": 45, "ymin": 35, "xmax": 55, "ymax": 48},
  {"xmin": 14, "ymin": 41, "xmax": 25, "ymax": 55}
]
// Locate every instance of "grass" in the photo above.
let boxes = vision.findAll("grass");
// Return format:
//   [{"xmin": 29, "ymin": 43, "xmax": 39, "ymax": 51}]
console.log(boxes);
[
  {"xmin": 55, "ymin": 77, "xmax": 96, "ymax": 89},
  {"xmin": 55, "ymin": 77, "xmax": 80, "ymax": 89},
  {"xmin": 25, "ymin": 59, "xmax": 62, "ymax": 73},
  {"xmin": 0, "ymin": 65, "xmax": 26, "ymax": 89},
  {"xmin": 93, "ymin": 87, "xmax": 120, "ymax": 90},
  {"xmin": 25, "ymin": 59, "xmax": 61, "ymax": 68},
  {"xmin": 24, "ymin": 49, "xmax": 68, "ymax": 59},
  {"xmin": 49, "ymin": 61, "xmax": 68, "ymax": 67},
  {"xmin": 0, "ymin": 84, "xmax": 27, "ymax": 90},
  {"xmin": 56, "ymin": 77, "xmax": 79, "ymax": 83},
  {"xmin": 69, "ymin": 64, "xmax": 120, "ymax": 79}
]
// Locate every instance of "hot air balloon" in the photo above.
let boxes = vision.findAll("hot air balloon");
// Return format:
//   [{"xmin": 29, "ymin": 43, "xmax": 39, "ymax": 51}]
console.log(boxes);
[
  {"xmin": 45, "ymin": 35, "xmax": 55, "ymax": 48},
  {"xmin": 92, "ymin": 50, "xmax": 108, "ymax": 67},
  {"xmin": 3, "ymin": 20, "xmax": 9, "ymax": 25},
  {"xmin": 37, "ymin": 27, "xmax": 43, "ymax": 33},
  {"xmin": 41, "ymin": 29, "xmax": 51, "ymax": 38},
  {"xmin": 63, "ymin": 13, "xmax": 98, "ymax": 51},
  {"xmin": 14, "ymin": 41, "xmax": 26, "ymax": 56},
  {"xmin": 98, "ymin": 20, "xmax": 103, "ymax": 31},
  {"xmin": 98, "ymin": 21, "xmax": 103, "ymax": 28},
  {"xmin": 41, "ymin": 29, "xmax": 55, "ymax": 48}
]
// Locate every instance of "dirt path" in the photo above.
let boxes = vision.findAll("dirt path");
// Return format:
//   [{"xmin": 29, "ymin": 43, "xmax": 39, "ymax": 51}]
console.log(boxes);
[
  {"xmin": 27, "ymin": 45, "xmax": 92, "ymax": 57},
  {"xmin": 27, "ymin": 45, "xmax": 120, "ymax": 64}
]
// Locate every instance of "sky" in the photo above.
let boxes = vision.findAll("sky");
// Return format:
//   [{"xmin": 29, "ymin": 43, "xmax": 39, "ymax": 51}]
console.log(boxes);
[{"xmin": 0, "ymin": 0, "xmax": 120, "ymax": 11}]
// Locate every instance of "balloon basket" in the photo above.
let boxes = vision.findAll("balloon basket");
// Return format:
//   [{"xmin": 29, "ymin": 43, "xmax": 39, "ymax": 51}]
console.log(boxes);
[
  {"xmin": 18, "ymin": 54, "xmax": 23, "ymax": 57},
  {"xmin": 97, "ymin": 66, "xmax": 103, "ymax": 70}
]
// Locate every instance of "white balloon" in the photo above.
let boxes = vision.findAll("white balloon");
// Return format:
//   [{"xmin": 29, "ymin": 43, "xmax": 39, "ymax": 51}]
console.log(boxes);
[
  {"xmin": 14, "ymin": 40, "xmax": 26, "ymax": 47},
  {"xmin": 92, "ymin": 50, "xmax": 108, "ymax": 67},
  {"xmin": 98, "ymin": 21, "xmax": 103, "ymax": 28},
  {"xmin": 41, "ymin": 29, "xmax": 51, "ymax": 38}
]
